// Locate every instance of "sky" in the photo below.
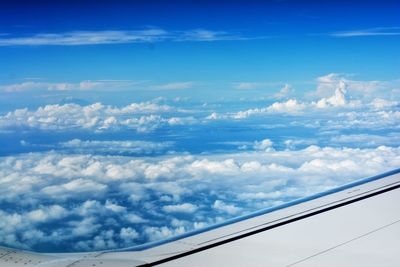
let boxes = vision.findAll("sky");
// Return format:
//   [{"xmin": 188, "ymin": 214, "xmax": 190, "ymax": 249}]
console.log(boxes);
[{"xmin": 0, "ymin": 0, "xmax": 399, "ymax": 252}]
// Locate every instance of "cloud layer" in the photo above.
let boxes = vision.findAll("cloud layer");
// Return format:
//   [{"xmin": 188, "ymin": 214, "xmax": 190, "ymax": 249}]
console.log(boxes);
[
  {"xmin": 0, "ymin": 146, "xmax": 399, "ymax": 252},
  {"xmin": 0, "ymin": 73, "xmax": 399, "ymax": 252},
  {"xmin": 207, "ymin": 74, "xmax": 399, "ymax": 133}
]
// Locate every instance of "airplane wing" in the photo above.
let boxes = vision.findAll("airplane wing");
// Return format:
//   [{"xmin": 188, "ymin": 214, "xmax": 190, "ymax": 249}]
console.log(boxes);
[{"xmin": 1, "ymin": 169, "xmax": 400, "ymax": 267}]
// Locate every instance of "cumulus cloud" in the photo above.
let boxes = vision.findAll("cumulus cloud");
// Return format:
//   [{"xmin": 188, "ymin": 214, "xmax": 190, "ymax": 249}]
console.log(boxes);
[
  {"xmin": 209, "ymin": 74, "xmax": 398, "ymax": 121},
  {"xmin": 162, "ymin": 203, "xmax": 198, "ymax": 214},
  {"xmin": 313, "ymin": 73, "xmax": 394, "ymax": 100},
  {"xmin": 120, "ymin": 227, "xmax": 139, "ymax": 243},
  {"xmin": 0, "ymin": 102, "xmax": 195, "ymax": 133},
  {"xmin": 27, "ymin": 205, "xmax": 68, "ymax": 223},
  {"xmin": 213, "ymin": 200, "xmax": 242, "ymax": 215},
  {"xmin": 273, "ymin": 83, "xmax": 293, "ymax": 99},
  {"xmin": 167, "ymin": 116, "xmax": 197, "ymax": 125},
  {"xmin": 144, "ymin": 226, "xmax": 186, "ymax": 242},
  {"xmin": 105, "ymin": 200, "xmax": 127, "ymax": 213},
  {"xmin": 41, "ymin": 178, "xmax": 107, "ymax": 198},
  {"xmin": 284, "ymin": 139, "xmax": 318, "ymax": 150},
  {"xmin": 0, "ymin": 73, "xmax": 399, "ymax": 252},
  {"xmin": 267, "ymin": 99, "xmax": 307, "ymax": 114},
  {"xmin": 206, "ymin": 112, "xmax": 223, "ymax": 120},
  {"xmin": 253, "ymin": 138, "xmax": 274, "ymax": 151},
  {"xmin": 0, "ymin": 146, "xmax": 399, "ymax": 251},
  {"xmin": 227, "ymin": 98, "xmax": 306, "ymax": 119},
  {"xmin": 227, "ymin": 91, "xmax": 343, "ymax": 120},
  {"xmin": 314, "ymin": 80, "xmax": 347, "ymax": 108}
]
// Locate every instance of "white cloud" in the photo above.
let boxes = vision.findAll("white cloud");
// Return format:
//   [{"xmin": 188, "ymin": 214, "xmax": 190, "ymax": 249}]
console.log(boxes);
[
  {"xmin": 331, "ymin": 133, "xmax": 400, "ymax": 147},
  {"xmin": 1, "ymin": 70, "xmax": 397, "ymax": 253},
  {"xmin": 155, "ymin": 82, "xmax": 193, "ymax": 90},
  {"xmin": 273, "ymin": 84, "xmax": 293, "ymax": 99},
  {"xmin": 27, "ymin": 205, "xmax": 68, "ymax": 223},
  {"xmin": 370, "ymin": 98, "xmax": 399, "ymax": 109},
  {"xmin": 231, "ymin": 108, "xmax": 262, "ymax": 119},
  {"xmin": 253, "ymin": 138, "xmax": 274, "ymax": 151},
  {"xmin": 211, "ymin": 74, "xmax": 398, "ymax": 121},
  {"xmin": 1, "ymin": 146, "xmax": 399, "ymax": 251},
  {"xmin": 167, "ymin": 116, "xmax": 197, "ymax": 125},
  {"xmin": 234, "ymin": 81, "xmax": 285, "ymax": 90},
  {"xmin": 213, "ymin": 200, "xmax": 242, "ymax": 215},
  {"xmin": 41, "ymin": 178, "xmax": 107, "ymax": 197},
  {"xmin": 105, "ymin": 200, "xmax": 127, "ymax": 213},
  {"xmin": 327, "ymin": 110, "xmax": 400, "ymax": 130},
  {"xmin": 125, "ymin": 214, "xmax": 148, "ymax": 224},
  {"xmin": 235, "ymin": 82, "xmax": 264, "ymax": 90},
  {"xmin": 0, "ymin": 102, "xmax": 189, "ymax": 133},
  {"xmin": 0, "ymin": 29, "xmax": 167, "ymax": 46},
  {"xmin": 186, "ymin": 159, "xmax": 240, "ymax": 177},
  {"xmin": 0, "ymin": 80, "xmax": 139, "ymax": 92},
  {"xmin": 178, "ymin": 29, "xmax": 241, "ymax": 41},
  {"xmin": 284, "ymin": 139, "xmax": 318, "ymax": 150},
  {"xmin": 314, "ymin": 80, "xmax": 347, "ymax": 108},
  {"xmin": 330, "ymin": 27, "xmax": 400, "ymax": 37},
  {"xmin": 162, "ymin": 203, "xmax": 198, "ymax": 214},
  {"xmin": 267, "ymin": 99, "xmax": 306, "ymax": 114},
  {"xmin": 107, "ymin": 102, "xmax": 173, "ymax": 114},
  {"xmin": 230, "ymin": 99, "xmax": 305, "ymax": 119},
  {"xmin": 237, "ymin": 191, "xmax": 283, "ymax": 200},
  {"xmin": 0, "ymin": 28, "xmax": 247, "ymax": 46},
  {"xmin": 75, "ymin": 229, "xmax": 118, "ymax": 251},
  {"xmin": 206, "ymin": 112, "xmax": 224, "ymax": 120},
  {"xmin": 144, "ymin": 226, "xmax": 186, "ymax": 242},
  {"xmin": 120, "ymin": 227, "xmax": 139, "ymax": 243},
  {"xmin": 313, "ymin": 73, "xmax": 393, "ymax": 100}
]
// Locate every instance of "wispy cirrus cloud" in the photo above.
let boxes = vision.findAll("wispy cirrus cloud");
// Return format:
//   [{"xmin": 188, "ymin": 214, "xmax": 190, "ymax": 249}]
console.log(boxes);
[
  {"xmin": 177, "ymin": 29, "xmax": 243, "ymax": 42},
  {"xmin": 0, "ymin": 29, "xmax": 168, "ymax": 46},
  {"xmin": 233, "ymin": 81, "xmax": 283, "ymax": 90},
  {"xmin": 0, "ymin": 28, "xmax": 250, "ymax": 46},
  {"xmin": 155, "ymin": 82, "xmax": 194, "ymax": 90},
  {"xmin": 234, "ymin": 82, "xmax": 265, "ymax": 90},
  {"xmin": 0, "ymin": 80, "xmax": 140, "ymax": 92},
  {"xmin": 330, "ymin": 27, "xmax": 400, "ymax": 37},
  {"xmin": 0, "ymin": 80, "xmax": 195, "ymax": 92}
]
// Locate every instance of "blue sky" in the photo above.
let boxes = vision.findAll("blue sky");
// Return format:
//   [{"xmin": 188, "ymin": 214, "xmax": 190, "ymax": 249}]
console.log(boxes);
[
  {"xmin": 0, "ymin": 1, "xmax": 399, "ymax": 252},
  {"xmin": 1, "ymin": 1, "xmax": 400, "ymax": 94}
]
